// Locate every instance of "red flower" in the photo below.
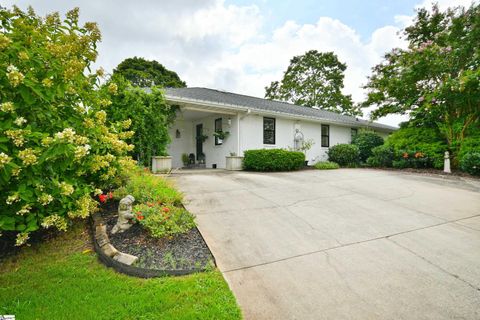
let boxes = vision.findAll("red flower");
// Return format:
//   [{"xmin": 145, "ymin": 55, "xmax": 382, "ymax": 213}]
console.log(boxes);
[
  {"xmin": 137, "ymin": 215, "xmax": 144, "ymax": 221},
  {"xmin": 402, "ymin": 152, "xmax": 409, "ymax": 159},
  {"xmin": 414, "ymin": 152, "xmax": 424, "ymax": 158},
  {"xmin": 99, "ymin": 194, "xmax": 107, "ymax": 203},
  {"xmin": 108, "ymin": 191, "xmax": 113, "ymax": 199},
  {"xmin": 147, "ymin": 202, "xmax": 154, "ymax": 207},
  {"xmin": 162, "ymin": 207, "xmax": 170, "ymax": 213}
]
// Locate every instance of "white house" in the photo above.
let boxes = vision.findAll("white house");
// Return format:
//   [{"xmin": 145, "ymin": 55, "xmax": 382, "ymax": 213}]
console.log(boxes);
[{"xmin": 163, "ymin": 87, "xmax": 396, "ymax": 169}]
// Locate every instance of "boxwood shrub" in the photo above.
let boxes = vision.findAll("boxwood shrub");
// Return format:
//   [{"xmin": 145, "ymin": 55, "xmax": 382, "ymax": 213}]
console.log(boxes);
[
  {"xmin": 460, "ymin": 152, "xmax": 480, "ymax": 176},
  {"xmin": 352, "ymin": 131, "xmax": 384, "ymax": 162},
  {"xmin": 327, "ymin": 144, "xmax": 360, "ymax": 167},
  {"xmin": 243, "ymin": 149, "xmax": 305, "ymax": 171},
  {"xmin": 366, "ymin": 145, "xmax": 394, "ymax": 167}
]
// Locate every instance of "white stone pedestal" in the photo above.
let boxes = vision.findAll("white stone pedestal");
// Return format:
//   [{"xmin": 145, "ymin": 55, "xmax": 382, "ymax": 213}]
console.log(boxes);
[{"xmin": 226, "ymin": 156, "xmax": 244, "ymax": 171}]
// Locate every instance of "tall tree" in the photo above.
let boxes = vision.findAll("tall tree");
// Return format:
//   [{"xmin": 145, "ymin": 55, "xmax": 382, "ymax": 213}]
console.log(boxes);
[
  {"xmin": 113, "ymin": 57, "xmax": 186, "ymax": 88},
  {"xmin": 103, "ymin": 76, "xmax": 177, "ymax": 166},
  {"xmin": 265, "ymin": 50, "xmax": 359, "ymax": 116},
  {"xmin": 363, "ymin": 4, "xmax": 480, "ymax": 158}
]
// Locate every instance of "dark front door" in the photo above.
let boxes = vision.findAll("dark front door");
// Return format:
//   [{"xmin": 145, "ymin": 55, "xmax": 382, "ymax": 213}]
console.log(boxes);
[{"xmin": 196, "ymin": 124, "xmax": 203, "ymax": 160}]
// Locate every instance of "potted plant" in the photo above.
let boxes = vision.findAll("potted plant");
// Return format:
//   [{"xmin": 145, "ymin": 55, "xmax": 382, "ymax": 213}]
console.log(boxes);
[
  {"xmin": 226, "ymin": 151, "xmax": 243, "ymax": 171},
  {"xmin": 151, "ymin": 153, "xmax": 172, "ymax": 173},
  {"xmin": 181, "ymin": 153, "xmax": 189, "ymax": 167},
  {"xmin": 196, "ymin": 134, "xmax": 209, "ymax": 143},
  {"xmin": 299, "ymin": 139, "xmax": 315, "ymax": 166},
  {"xmin": 213, "ymin": 130, "xmax": 230, "ymax": 140}
]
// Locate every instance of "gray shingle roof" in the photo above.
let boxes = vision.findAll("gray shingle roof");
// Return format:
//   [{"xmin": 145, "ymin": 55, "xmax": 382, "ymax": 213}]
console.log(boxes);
[{"xmin": 163, "ymin": 87, "xmax": 397, "ymax": 131}]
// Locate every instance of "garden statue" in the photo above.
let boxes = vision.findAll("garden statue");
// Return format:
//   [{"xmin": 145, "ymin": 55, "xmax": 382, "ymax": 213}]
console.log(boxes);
[
  {"xmin": 111, "ymin": 195, "xmax": 136, "ymax": 234},
  {"xmin": 444, "ymin": 151, "xmax": 451, "ymax": 174}
]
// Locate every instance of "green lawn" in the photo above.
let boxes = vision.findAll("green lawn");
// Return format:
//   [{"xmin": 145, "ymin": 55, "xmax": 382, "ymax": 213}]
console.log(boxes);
[{"xmin": 0, "ymin": 223, "xmax": 241, "ymax": 320}]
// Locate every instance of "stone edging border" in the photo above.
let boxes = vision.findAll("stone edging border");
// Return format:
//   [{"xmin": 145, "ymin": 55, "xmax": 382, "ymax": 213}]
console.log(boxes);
[{"xmin": 91, "ymin": 211, "xmax": 215, "ymax": 278}]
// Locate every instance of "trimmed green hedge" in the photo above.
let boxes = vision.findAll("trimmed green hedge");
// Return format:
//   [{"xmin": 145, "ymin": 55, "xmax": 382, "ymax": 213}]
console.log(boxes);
[
  {"xmin": 243, "ymin": 149, "xmax": 305, "ymax": 171},
  {"xmin": 460, "ymin": 152, "xmax": 480, "ymax": 176},
  {"xmin": 327, "ymin": 144, "xmax": 360, "ymax": 167},
  {"xmin": 352, "ymin": 131, "xmax": 384, "ymax": 162}
]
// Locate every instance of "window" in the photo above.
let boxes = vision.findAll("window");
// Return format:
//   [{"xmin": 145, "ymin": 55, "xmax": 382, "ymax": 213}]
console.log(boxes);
[
  {"xmin": 351, "ymin": 128, "xmax": 358, "ymax": 141},
  {"xmin": 263, "ymin": 117, "xmax": 275, "ymax": 144},
  {"xmin": 321, "ymin": 124, "xmax": 330, "ymax": 147},
  {"xmin": 214, "ymin": 118, "xmax": 222, "ymax": 145}
]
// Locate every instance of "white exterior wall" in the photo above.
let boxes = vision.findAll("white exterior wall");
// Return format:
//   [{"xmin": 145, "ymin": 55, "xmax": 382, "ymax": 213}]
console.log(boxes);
[
  {"xmin": 168, "ymin": 118, "xmax": 194, "ymax": 168},
  {"xmin": 238, "ymin": 114, "xmax": 355, "ymax": 165},
  {"xmin": 168, "ymin": 109, "xmax": 391, "ymax": 168}
]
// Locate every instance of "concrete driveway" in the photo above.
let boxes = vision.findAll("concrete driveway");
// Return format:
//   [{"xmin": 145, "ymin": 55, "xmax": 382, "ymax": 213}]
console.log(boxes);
[{"xmin": 173, "ymin": 169, "xmax": 480, "ymax": 320}]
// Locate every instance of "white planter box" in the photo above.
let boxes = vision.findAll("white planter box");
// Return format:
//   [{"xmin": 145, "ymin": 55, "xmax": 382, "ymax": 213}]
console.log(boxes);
[
  {"xmin": 152, "ymin": 156, "xmax": 172, "ymax": 173},
  {"xmin": 226, "ymin": 156, "xmax": 244, "ymax": 171}
]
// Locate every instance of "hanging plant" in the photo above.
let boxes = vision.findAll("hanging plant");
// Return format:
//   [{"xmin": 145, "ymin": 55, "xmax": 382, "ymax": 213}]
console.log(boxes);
[
  {"xmin": 196, "ymin": 134, "xmax": 209, "ymax": 143},
  {"xmin": 213, "ymin": 131, "xmax": 230, "ymax": 140}
]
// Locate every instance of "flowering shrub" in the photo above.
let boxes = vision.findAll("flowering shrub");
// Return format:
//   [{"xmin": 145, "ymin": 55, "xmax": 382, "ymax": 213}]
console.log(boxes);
[
  {"xmin": 133, "ymin": 203, "xmax": 195, "ymax": 238},
  {"xmin": 393, "ymin": 150, "xmax": 432, "ymax": 169},
  {"xmin": 0, "ymin": 7, "xmax": 136, "ymax": 245}
]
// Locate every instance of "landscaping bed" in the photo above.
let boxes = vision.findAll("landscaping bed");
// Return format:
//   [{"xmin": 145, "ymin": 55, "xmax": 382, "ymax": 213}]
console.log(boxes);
[
  {"xmin": 101, "ymin": 204, "xmax": 214, "ymax": 271},
  {"xmin": 370, "ymin": 167, "xmax": 480, "ymax": 180}
]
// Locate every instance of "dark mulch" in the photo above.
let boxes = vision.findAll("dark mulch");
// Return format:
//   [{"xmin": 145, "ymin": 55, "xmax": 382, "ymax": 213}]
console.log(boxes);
[
  {"xmin": 370, "ymin": 167, "xmax": 480, "ymax": 180},
  {"xmin": 103, "ymin": 205, "xmax": 214, "ymax": 271}
]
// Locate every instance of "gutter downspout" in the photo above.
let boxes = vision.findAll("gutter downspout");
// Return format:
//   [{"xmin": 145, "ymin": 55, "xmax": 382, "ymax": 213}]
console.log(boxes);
[{"xmin": 237, "ymin": 112, "xmax": 241, "ymax": 156}]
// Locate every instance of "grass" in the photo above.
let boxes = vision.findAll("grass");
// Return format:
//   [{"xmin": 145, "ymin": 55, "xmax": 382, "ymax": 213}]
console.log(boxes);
[
  {"xmin": 314, "ymin": 161, "xmax": 340, "ymax": 170},
  {"xmin": 0, "ymin": 223, "xmax": 241, "ymax": 320},
  {"xmin": 114, "ymin": 169, "xmax": 183, "ymax": 205}
]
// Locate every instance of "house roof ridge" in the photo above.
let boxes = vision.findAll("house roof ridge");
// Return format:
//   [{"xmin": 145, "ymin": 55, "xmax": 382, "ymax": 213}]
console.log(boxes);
[{"xmin": 163, "ymin": 87, "xmax": 398, "ymax": 131}]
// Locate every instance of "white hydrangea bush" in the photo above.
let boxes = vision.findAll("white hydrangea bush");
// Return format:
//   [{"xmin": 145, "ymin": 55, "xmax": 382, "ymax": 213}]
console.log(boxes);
[{"xmin": 0, "ymin": 6, "xmax": 136, "ymax": 245}]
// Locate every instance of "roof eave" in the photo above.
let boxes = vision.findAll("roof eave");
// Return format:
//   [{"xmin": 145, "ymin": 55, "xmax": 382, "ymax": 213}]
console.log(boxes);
[{"xmin": 165, "ymin": 95, "xmax": 396, "ymax": 132}]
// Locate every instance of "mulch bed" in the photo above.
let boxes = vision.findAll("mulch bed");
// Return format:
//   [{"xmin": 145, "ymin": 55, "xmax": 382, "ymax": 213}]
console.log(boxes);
[
  {"xmin": 101, "ymin": 203, "xmax": 214, "ymax": 271},
  {"xmin": 370, "ymin": 167, "xmax": 480, "ymax": 180}
]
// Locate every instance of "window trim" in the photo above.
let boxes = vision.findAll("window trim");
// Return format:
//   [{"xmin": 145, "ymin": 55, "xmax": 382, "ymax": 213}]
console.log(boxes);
[
  {"xmin": 263, "ymin": 117, "xmax": 276, "ymax": 145},
  {"xmin": 214, "ymin": 118, "xmax": 222, "ymax": 145},
  {"xmin": 321, "ymin": 124, "xmax": 330, "ymax": 148}
]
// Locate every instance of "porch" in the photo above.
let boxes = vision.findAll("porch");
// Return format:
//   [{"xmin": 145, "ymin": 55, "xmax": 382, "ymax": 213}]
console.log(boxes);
[{"xmin": 168, "ymin": 106, "xmax": 241, "ymax": 169}]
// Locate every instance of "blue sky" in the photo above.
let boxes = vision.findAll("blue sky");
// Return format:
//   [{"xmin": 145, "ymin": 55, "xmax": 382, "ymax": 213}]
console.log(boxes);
[{"xmin": 228, "ymin": 0, "xmax": 419, "ymax": 40}]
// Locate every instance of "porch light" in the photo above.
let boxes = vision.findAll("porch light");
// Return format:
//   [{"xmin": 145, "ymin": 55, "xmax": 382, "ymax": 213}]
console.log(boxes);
[{"xmin": 227, "ymin": 118, "xmax": 232, "ymax": 126}]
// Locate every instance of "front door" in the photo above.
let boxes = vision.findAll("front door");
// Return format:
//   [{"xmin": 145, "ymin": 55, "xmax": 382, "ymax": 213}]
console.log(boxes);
[{"xmin": 196, "ymin": 124, "xmax": 203, "ymax": 160}]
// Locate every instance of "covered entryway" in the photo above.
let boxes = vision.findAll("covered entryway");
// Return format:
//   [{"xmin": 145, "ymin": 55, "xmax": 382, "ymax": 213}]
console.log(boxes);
[{"xmin": 168, "ymin": 106, "xmax": 240, "ymax": 169}]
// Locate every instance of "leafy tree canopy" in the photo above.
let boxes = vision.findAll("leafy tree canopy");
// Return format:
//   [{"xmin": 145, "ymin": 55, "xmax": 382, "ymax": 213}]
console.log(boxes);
[
  {"xmin": 113, "ymin": 57, "xmax": 186, "ymax": 88},
  {"xmin": 103, "ymin": 75, "xmax": 176, "ymax": 167},
  {"xmin": 265, "ymin": 50, "xmax": 360, "ymax": 116},
  {"xmin": 363, "ymin": 4, "xmax": 480, "ymax": 157}
]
